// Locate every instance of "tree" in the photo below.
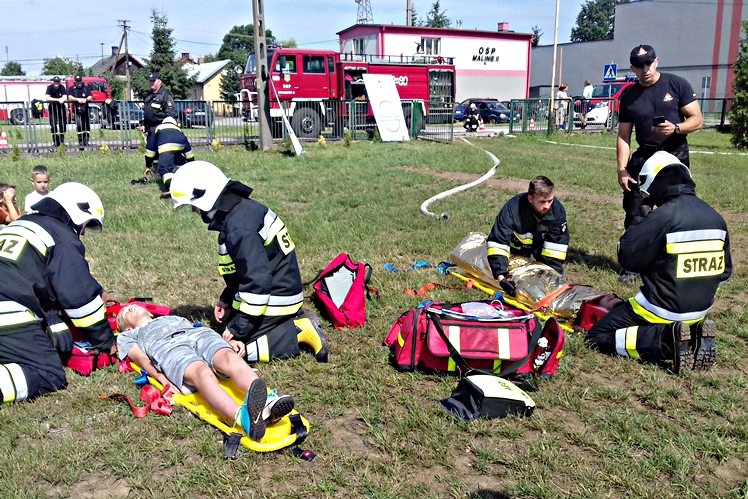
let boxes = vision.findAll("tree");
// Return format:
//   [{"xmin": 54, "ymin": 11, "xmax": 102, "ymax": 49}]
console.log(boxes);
[
  {"xmin": 425, "ymin": 0, "xmax": 450, "ymax": 28},
  {"xmin": 730, "ymin": 21, "xmax": 748, "ymax": 149},
  {"xmin": 42, "ymin": 57, "xmax": 83, "ymax": 76},
  {"xmin": 532, "ymin": 25, "xmax": 543, "ymax": 47},
  {"xmin": 277, "ymin": 38, "xmax": 297, "ymax": 48},
  {"xmin": 211, "ymin": 24, "xmax": 273, "ymax": 102},
  {"xmin": 570, "ymin": 0, "xmax": 618, "ymax": 42},
  {"xmin": 132, "ymin": 9, "xmax": 194, "ymax": 99},
  {"xmin": 105, "ymin": 72, "xmax": 126, "ymax": 100},
  {"xmin": 1, "ymin": 61, "xmax": 25, "ymax": 76}
]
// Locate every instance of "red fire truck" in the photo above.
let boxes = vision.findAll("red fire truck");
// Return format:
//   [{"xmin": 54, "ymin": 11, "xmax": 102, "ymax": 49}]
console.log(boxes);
[
  {"xmin": 0, "ymin": 76, "xmax": 112, "ymax": 125},
  {"xmin": 238, "ymin": 47, "xmax": 455, "ymax": 138}
]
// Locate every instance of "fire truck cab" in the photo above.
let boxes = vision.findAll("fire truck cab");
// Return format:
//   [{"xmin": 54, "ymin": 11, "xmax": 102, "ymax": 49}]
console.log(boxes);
[{"xmin": 239, "ymin": 47, "xmax": 455, "ymax": 138}]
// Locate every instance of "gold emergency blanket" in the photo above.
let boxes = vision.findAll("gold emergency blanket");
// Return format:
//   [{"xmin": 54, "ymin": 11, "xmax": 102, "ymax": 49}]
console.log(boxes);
[{"xmin": 450, "ymin": 232, "xmax": 605, "ymax": 322}]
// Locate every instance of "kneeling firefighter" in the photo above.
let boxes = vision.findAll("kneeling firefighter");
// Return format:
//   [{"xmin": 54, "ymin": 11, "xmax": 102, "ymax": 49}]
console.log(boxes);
[
  {"xmin": 586, "ymin": 151, "xmax": 732, "ymax": 373},
  {"xmin": 0, "ymin": 183, "xmax": 116, "ymax": 403},
  {"xmin": 169, "ymin": 161, "xmax": 328, "ymax": 363}
]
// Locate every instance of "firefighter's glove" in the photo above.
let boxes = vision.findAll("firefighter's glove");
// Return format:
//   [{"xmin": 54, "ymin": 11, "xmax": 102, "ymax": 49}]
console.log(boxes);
[
  {"xmin": 48, "ymin": 326, "xmax": 74, "ymax": 354},
  {"xmin": 499, "ymin": 277, "xmax": 516, "ymax": 296}
]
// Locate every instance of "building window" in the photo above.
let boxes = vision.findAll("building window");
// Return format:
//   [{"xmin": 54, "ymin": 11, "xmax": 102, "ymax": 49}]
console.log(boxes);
[
  {"xmin": 353, "ymin": 38, "xmax": 365, "ymax": 55},
  {"xmin": 421, "ymin": 37, "xmax": 441, "ymax": 55}
]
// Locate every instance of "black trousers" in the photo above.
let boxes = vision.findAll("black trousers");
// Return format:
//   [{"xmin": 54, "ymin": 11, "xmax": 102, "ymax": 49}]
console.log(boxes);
[
  {"xmin": 0, "ymin": 322, "xmax": 67, "ymax": 403},
  {"xmin": 227, "ymin": 311, "xmax": 302, "ymax": 363},
  {"xmin": 49, "ymin": 105, "xmax": 66, "ymax": 147},
  {"xmin": 622, "ymin": 142, "xmax": 690, "ymax": 229},
  {"xmin": 74, "ymin": 109, "xmax": 91, "ymax": 146}
]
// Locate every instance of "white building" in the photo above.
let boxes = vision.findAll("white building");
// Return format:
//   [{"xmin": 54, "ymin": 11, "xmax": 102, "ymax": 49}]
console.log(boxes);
[{"xmin": 337, "ymin": 23, "xmax": 534, "ymax": 102}]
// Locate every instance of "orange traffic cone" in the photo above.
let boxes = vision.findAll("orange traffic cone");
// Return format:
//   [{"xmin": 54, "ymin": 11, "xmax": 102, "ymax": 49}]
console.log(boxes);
[
  {"xmin": 478, "ymin": 118, "xmax": 486, "ymax": 131},
  {"xmin": 529, "ymin": 118, "xmax": 535, "ymax": 131},
  {"xmin": 0, "ymin": 130, "xmax": 8, "ymax": 148}
]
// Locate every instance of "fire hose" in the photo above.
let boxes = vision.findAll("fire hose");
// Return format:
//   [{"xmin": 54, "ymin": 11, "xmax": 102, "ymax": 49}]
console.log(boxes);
[{"xmin": 419, "ymin": 137, "xmax": 499, "ymax": 220}]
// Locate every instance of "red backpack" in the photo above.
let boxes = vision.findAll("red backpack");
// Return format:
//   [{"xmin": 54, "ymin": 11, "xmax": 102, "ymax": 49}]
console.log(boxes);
[{"xmin": 310, "ymin": 253, "xmax": 377, "ymax": 330}]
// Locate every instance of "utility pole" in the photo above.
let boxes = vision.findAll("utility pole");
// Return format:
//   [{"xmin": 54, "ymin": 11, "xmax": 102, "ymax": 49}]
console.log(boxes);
[
  {"xmin": 549, "ymin": 0, "xmax": 560, "ymax": 130},
  {"xmin": 100, "ymin": 42, "xmax": 104, "ymax": 63},
  {"xmin": 252, "ymin": 0, "xmax": 272, "ymax": 149},
  {"xmin": 407, "ymin": 0, "xmax": 413, "ymax": 26},
  {"xmin": 118, "ymin": 20, "xmax": 131, "ymax": 100}
]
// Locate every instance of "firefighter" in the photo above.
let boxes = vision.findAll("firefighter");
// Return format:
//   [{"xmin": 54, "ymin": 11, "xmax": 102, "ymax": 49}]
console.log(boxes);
[
  {"xmin": 144, "ymin": 117, "xmax": 195, "ymax": 196},
  {"xmin": 141, "ymin": 72, "xmax": 175, "ymax": 139},
  {"xmin": 169, "ymin": 161, "xmax": 329, "ymax": 364},
  {"xmin": 67, "ymin": 75, "xmax": 92, "ymax": 150},
  {"xmin": 586, "ymin": 152, "xmax": 732, "ymax": 373},
  {"xmin": 487, "ymin": 176, "xmax": 570, "ymax": 285},
  {"xmin": 45, "ymin": 76, "xmax": 67, "ymax": 148},
  {"xmin": 0, "ymin": 183, "xmax": 116, "ymax": 404}
]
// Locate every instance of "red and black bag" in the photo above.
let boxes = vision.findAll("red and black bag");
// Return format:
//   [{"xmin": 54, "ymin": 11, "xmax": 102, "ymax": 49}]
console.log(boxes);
[
  {"xmin": 383, "ymin": 301, "xmax": 565, "ymax": 382},
  {"xmin": 574, "ymin": 293, "xmax": 625, "ymax": 334},
  {"xmin": 310, "ymin": 253, "xmax": 377, "ymax": 330}
]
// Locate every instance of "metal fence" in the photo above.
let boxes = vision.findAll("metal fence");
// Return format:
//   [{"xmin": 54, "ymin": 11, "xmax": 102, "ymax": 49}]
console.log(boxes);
[
  {"xmin": 0, "ymin": 97, "xmax": 454, "ymax": 155},
  {"xmin": 509, "ymin": 97, "xmax": 733, "ymax": 135}
]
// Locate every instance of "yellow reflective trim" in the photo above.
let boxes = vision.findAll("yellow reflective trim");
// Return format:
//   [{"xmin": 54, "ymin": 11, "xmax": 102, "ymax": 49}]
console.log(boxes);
[
  {"xmin": 447, "ymin": 325, "xmax": 460, "ymax": 372},
  {"xmin": 625, "ymin": 327, "xmax": 640, "ymax": 360},
  {"xmin": 515, "ymin": 234, "xmax": 533, "ymax": 245},
  {"xmin": 0, "ymin": 229, "xmax": 47, "ymax": 257},
  {"xmin": 218, "ymin": 264, "xmax": 236, "ymax": 275},
  {"xmin": 0, "ymin": 365, "xmax": 16, "ymax": 404},
  {"xmin": 493, "ymin": 359, "xmax": 502, "ymax": 371},
  {"xmin": 172, "ymin": 190, "xmax": 187, "ymax": 200},
  {"xmin": 263, "ymin": 218, "xmax": 285, "ymax": 246},
  {"xmin": 487, "ymin": 247, "xmax": 510, "ymax": 257},
  {"xmin": 397, "ymin": 331, "xmax": 405, "ymax": 348},
  {"xmin": 0, "ymin": 310, "xmax": 37, "ymax": 327},
  {"xmin": 218, "ymin": 254, "xmax": 233, "ymax": 264},
  {"xmin": 257, "ymin": 335, "xmax": 270, "ymax": 363},
  {"xmin": 555, "ymin": 349, "xmax": 563, "ymax": 359},
  {"xmin": 666, "ymin": 240, "xmax": 724, "ymax": 254},
  {"xmin": 233, "ymin": 300, "xmax": 267, "ymax": 316},
  {"xmin": 185, "ymin": 151, "xmax": 195, "ymax": 159},
  {"xmin": 541, "ymin": 248, "xmax": 567, "ymax": 260},
  {"xmin": 233, "ymin": 300, "xmax": 303, "ymax": 317},
  {"xmin": 629, "ymin": 298, "xmax": 671, "ymax": 325},
  {"xmin": 676, "ymin": 251, "xmax": 725, "ymax": 279},
  {"xmin": 70, "ymin": 305, "xmax": 106, "ymax": 328},
  {"xmin": 157, "ymin": 145, "xmax": 185, "ymax": 154}
]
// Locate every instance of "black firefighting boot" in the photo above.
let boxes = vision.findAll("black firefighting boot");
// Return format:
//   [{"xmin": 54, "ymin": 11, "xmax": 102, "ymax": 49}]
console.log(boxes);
[
  {"xmin": 692, "ymin": 319, "xmax": 717, "ymax": 371},
  {"xmin": 661, "ymin": 322, "xmax": 693, "ymax": 375},
  {"xmin": 295, "ymin": 310, "xmax": 329, "ymax": 363}
]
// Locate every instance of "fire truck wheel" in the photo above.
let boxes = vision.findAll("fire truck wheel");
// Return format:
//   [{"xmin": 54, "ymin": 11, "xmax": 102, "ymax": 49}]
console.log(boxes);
[{"xmin": 292, "ymin": 108, "xmax": 322, "ymax": 139}]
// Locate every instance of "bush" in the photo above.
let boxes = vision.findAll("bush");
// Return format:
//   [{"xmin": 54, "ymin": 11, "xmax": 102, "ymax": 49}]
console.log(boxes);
[{"xmin": 730, "ymin": 21, "xmax": 748, "ymax": 149}]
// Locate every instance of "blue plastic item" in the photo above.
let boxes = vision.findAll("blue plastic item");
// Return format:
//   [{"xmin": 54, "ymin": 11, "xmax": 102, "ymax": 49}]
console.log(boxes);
[
  {"xmin": 411, "ymin": 261, "xmax": 431, "ymax": 270},
  {"xmin": 383, "ymin": 263, "xmax": 398, "ymax": 273},
  {"xmin": 135, "ymin": 369, "xmax": 151, "ymax": 387}
]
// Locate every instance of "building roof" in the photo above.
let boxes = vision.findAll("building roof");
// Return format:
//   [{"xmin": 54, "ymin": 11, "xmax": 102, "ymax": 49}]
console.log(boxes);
[
  {"xmin": 337, "ymin": 24, "xmax": 534, "ymax": 40},
  {"xmin": 90, "ymin": 52, "xmax": 146, "ymax": 76},
  {"xmin": 184, "ymin": 60, "xmax": 232, "ymax": 84}
]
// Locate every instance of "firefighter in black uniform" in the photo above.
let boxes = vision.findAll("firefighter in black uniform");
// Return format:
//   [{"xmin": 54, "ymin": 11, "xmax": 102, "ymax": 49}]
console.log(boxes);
[
  {"xmin": 0, "ymin": 182, "xmax": 116, "ymax": 404},
  {"xmin": 144, "ymin": 116, "xmax": 194, "ymax": 192},
  {"xmin": 141, "ymin": 72, "xmax": 175, "ymax": 138},
  {"xmin": 587, "ymin": 151, "xmax": 732, "ymax": 374},
  {"xmin": 170, "ymin": 161, "xmax": 329, "ymax": 364},
  {"xmin": 67, "ymin": 75, "xmax": 92, "ymax": 150},
  {"xmin": 45, "ymin": 76, "xmax": 67, "ymax": 148},
  {"xmin": 487, "ymin": 176, "xmax": 570, "ymax": 285}
]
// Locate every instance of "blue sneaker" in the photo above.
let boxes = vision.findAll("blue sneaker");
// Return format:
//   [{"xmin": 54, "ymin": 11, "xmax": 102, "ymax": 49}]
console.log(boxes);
[
  {"xmin": 239, "ymin": 379, "xmax": 267, "ymax": 441},
  {"xmin": 262, "ymin": 390, "xmax": 295, "ymax": 424}
]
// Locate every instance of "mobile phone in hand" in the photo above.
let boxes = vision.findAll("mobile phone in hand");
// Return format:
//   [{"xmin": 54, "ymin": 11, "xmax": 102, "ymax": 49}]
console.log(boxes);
[{"xmin": 653, "ymin": 115, "xmax": 666, "ymax": 125}]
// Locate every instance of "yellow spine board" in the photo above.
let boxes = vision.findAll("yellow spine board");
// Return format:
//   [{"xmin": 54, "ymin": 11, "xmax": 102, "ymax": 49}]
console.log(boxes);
[
  {"xmin": 130, "ymin": 363, "xmax": 309, "ymax": 453},
  {"xmin": 448, "ymin": 271, "xmax": 575, "ymax": 333}
]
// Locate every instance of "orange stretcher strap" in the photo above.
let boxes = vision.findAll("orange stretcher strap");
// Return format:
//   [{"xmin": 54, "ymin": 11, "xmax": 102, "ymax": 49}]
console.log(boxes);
[
  {"xmin": 531, "ymin": 283, "xmax": 580, "ymax": 312},
  {"xmin": 100, "ymin": 385, "xmax": 174, "ymax": 418}
]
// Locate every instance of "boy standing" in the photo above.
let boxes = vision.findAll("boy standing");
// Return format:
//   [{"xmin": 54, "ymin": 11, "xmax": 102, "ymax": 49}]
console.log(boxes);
[
  {"xmin": 116, "ymin": 304, "xmax": 295, "ymax": 441},
  {"xmin": 24, "ymin": 165, "xmax": 51, "ymax": 214}
]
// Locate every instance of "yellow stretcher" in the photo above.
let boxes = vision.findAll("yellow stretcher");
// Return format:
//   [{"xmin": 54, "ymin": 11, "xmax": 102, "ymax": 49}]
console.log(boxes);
[{"xmin": 132, "ymin": 363, "xmax": 311, "ymax": 456}]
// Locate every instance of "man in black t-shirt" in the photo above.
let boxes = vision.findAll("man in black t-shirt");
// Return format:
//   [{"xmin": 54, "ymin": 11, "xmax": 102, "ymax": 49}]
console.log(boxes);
[
  {"xmin": 67, "ymin": 75, "xmax": 92, "ymax": 149},
  {"xmin": 45, "ymin": 76, "xmax": 67, "ymax": 147},
  {"xmin": 615, "ymin": 44, "xmax": 703, "ymax": 283}
]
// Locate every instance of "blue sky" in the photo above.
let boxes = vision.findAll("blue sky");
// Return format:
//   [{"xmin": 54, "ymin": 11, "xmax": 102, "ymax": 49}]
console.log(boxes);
[{"xmin": 1, "ymin": 0, "xmax": 585, "ymax": 76}]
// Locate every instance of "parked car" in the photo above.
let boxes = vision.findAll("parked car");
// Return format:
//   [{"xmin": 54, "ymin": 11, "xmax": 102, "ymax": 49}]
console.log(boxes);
[
  {"xmin": 102, "ymin": 101, "xmax": 144, "ymax": 130},
  {"xmin": 573, "ymin": 78, "xmax": 637, "ymax": 127},
  {"xmin": 174, "ymin": 101, "xmax": 215, "ymax": 128},
  {"xmin": 500, "ymin": 100, "xmax": 522, "ymax": 121},
  {"xmin": 454, "ymin": 98, "xmax": 518, "ymax": 124}
]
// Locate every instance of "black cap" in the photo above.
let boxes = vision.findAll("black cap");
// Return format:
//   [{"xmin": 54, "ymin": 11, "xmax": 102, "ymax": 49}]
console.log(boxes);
[
  {"xmin": 51, "ymin": 76, "xmax": 61, "ymax": 83},
  {"xmin": 630, "ymin": 45, "xmax": 656, "ymax": 68},
  {"xmin": 74, "ymin": 75, "xmax": 83, "ymax": 82},
  {"xmin": 148, "ymin": 72, "xmax": 160, "ymax": 82}
]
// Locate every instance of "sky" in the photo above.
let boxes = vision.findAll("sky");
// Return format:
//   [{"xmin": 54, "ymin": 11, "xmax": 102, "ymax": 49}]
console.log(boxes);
[{"xmin": 1, "ymin": 0, "xmax": 586, "ymax": 76}]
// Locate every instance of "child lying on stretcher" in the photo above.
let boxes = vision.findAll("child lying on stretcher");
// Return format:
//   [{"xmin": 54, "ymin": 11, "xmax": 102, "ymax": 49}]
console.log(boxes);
[{"xmin": 116, "ymin": 303, "xmax": 294, "ymax": 441}]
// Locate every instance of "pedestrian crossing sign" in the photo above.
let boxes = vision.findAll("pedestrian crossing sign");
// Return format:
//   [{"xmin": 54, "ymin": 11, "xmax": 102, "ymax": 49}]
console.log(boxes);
[{"xmin": 603, "ymin": 64, "xmax": 618, "ymax": 82}]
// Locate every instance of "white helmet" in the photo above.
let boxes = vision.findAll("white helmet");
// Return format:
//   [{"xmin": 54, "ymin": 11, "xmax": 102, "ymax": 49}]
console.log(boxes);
[
  {"xmin": 638, "ymin": 151, "xmax": 691, "ymax": 195},
  {"xmin": 162, "ymin": 116, "xmax": 177, "ymax": 126},
  {"xmin": 47, "ymin": 182, "xmax": 104, "ymax": 232},
  {"xmin": 170, "ymin": 161, "xmax": 230, "ymax": 212}
]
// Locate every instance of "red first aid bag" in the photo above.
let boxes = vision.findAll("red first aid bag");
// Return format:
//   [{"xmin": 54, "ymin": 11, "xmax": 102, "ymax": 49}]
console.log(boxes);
[
  {"xmin": 311, "ymin": 253, "xmax": 377, "ymax": 330},
  {"xmin": 383, "ymin": 301, "xmax": 565, "ymax": 381}
]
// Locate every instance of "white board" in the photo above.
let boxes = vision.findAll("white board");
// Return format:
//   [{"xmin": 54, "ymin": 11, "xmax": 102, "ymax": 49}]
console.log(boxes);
[{"xmin": 362, "ymin": 74, "xmax": 410, "ymax": 142}]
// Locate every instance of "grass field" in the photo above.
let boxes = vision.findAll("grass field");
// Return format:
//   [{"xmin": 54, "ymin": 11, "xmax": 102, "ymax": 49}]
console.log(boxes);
[{"xmin": 0, "ymin": 130, "xmax": 747, "ymax": 498}]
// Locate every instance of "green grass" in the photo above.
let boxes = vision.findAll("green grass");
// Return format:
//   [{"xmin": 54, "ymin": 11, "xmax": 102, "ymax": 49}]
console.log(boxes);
[{"xmin": 0, "ymin": 133, "xmax": 747, "ymax": 498}]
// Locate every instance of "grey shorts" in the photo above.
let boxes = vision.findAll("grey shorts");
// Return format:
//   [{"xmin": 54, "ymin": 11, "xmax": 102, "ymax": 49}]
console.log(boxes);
[{"xmin": 149, "ymin": 327, "xmax": 231, "ymax": 393}]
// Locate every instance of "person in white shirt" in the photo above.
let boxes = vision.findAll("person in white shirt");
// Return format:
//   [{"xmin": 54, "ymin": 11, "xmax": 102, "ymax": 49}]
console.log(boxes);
[
  {"xmin": 554, "ymin": 83, "xmax": 570, "ymax": 130},
  {"xmin": 24, "ymin": 165, "xmax": 51, "ymax": 214},
  {"xmin": 581, "ymin": 79, "xmax": 594, "ymax": 129}
]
